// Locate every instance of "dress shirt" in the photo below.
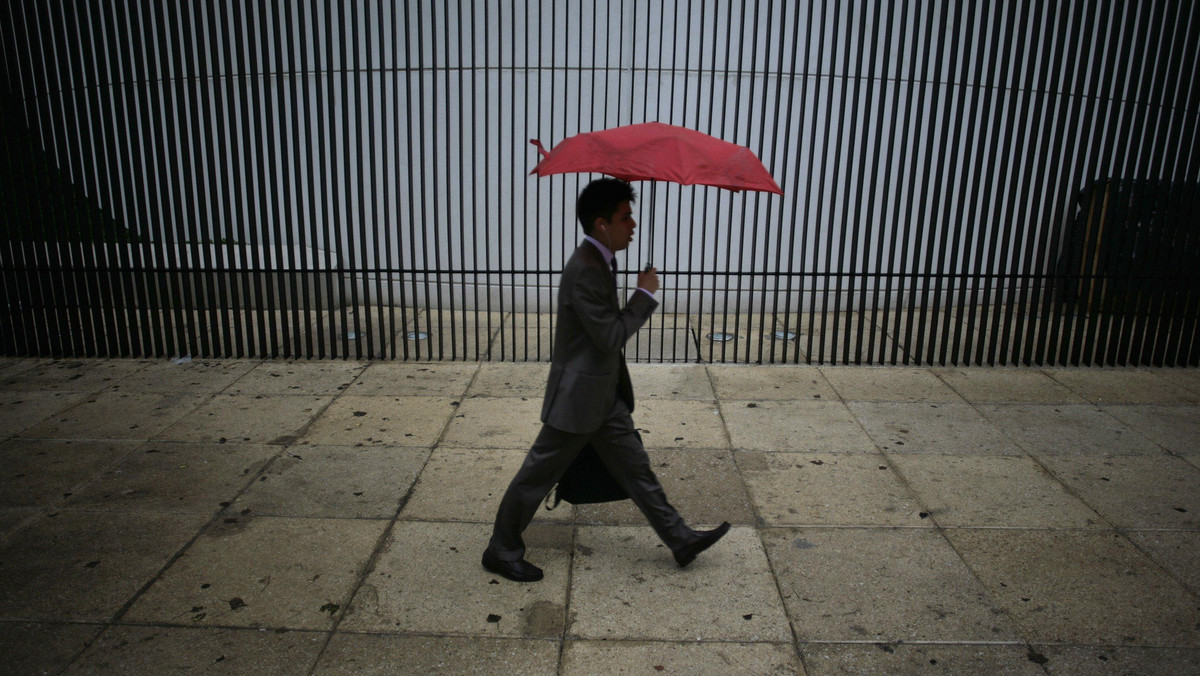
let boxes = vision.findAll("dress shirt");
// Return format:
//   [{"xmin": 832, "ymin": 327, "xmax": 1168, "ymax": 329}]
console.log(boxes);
[{"xmin": 583, "ymin": 235, "xmax": 656, "ymax": 300}]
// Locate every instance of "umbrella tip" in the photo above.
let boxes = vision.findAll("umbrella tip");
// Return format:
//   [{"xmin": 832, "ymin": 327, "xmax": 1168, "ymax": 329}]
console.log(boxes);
[{"xmin": 530, "ymin": 139, "xmax": 550, "ymax": 159}]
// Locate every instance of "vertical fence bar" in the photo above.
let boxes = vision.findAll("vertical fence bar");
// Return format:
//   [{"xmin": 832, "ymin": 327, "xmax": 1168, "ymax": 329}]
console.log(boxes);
[
  {"xmin": 1006, "ymin": 0, "xmax": 1059, "ymax": 366},
  {"xmin": 1030, "ymin": 1, "xmax": 1086, "ymax": 367},
  {"xmin": 67, "ymin": 1, "xmax": 114, "ymax": 357},
  {"xmin": 1122, "ymin": 1, "xmax": 1176, "ymax": 365},
  {"xmin": 939, "ymin": 0, "xmax": 975, "ymax": 366},
  {"xmin": 913, "ymin": 0, "xmax": 953, "ymax": 365},
  {"xmin": 4, "ymin": 0, "xmax": 1200, "ymax": 366},
  {"xmin": 269, "ymin": 0, "xmax": 297, "ymax": 359},
  {"xmin": 382, "ymin": 1, "xmax": 399, "ymax": 360},
  {"xmin": 767, "ymin": 0, "xmax": 798, "ymax": 365},
  {"xmin": 160, "ymin": 0, "xmax": 199, "ymax": 359},
  {"xmin": 840, "ymin": 0, "xmax": 870, "ymax": 364},
  {"xmin": 392, "ymin": 0, "xmax": 413, "ymax": 362},
  {"xmin": 401, "ymin": 1, "xmax": 421, "ymax": 360},
  {"xmin": 7, "ymin": 1, "xmax": 43, "ymax": 356},
  {"xmin": 46, "ymin": 0, "xmax": 83, "ymax": 356},
  {"xmin": 31, "ymin": 1, "xmax": 68, "ymax": 356},
  {"xmin": 782, "ymin": 0, "xmax": 816, "ymax": 365},
  {"xmin": 356, "ymin": 0, "xmax": 377, "ymax": 359},
  {"xmin": 854, "ymin": 0, "xmax": 885, "ymax": 365},
  {"xmin": 805, "ymin": 0, "xmax": 831, "ymax": 364}
]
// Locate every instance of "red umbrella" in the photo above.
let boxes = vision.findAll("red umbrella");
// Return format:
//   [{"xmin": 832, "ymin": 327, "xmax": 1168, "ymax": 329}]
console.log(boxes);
[{"xmin": 530, "ymin": 122, "xmax": 782, "ymax": 195}]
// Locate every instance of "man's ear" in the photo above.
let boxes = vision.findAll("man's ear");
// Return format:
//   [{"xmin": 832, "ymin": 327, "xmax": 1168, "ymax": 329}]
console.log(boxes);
[{"xmin": 593, "ymin": 216, "xmax": 607, "ymax": 232}]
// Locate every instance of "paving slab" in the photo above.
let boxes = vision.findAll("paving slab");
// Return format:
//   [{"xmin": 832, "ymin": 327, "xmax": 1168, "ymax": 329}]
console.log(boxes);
[
  {"xmin": 124, "ymin": 515, "xmax": 388, "ymax": 630},
  {"xmin": 1035, "ymin": 453, "xmax": 1200, "ymax": 529},
  {"xmin": 314, "ymin": 634, "xmax": 559, "ymax": 675},
  {"xmin": 0, "ymin": 438, "xmax": 141, "ymax": 508},
  {"xmin": 0, "ymin": 622, "xmax": 105, "ymax": 676},
  {"xmin": 0, "ymin": 508, "xmax": 40, "ymax": 540},
  {"xmin": 1125, "ymin": 530, "xmax": 1200, "ymax": 594},
  {"xmin": 887, "ymin": 454, "xmax": 1106, "ymax": 528},
  {"xmin": 155, "ymin": 394, "xmax": 333, "ymax": 445},
  {"xmin": 626, "ymin": 327, "xmax": 699, "ymax": 363},
  {"xmin": 800, "ymin": 643, "xmax": 1045, "ymax": 676},
  {"xmin": 722, "ymin": 400, "xmax": 877, "ymax": 452},
  {"xmin": 244, "ymin": 310, "xmax": 340, "ymax": 357},
  {"xmin": 778, "ymin": 312, "xmax": 900, "ymax": 364},
  {"xmin": 1044, "ymin": 368, "xmax": 1200, "ymax": 404},
  {"xmin": 632, "ymin": 399, "xmax": 729, "ymax": 450},
  {"xmin": 400, "ymin": 447, "xmax": 572, "ymax": 524},
  {"xmin": 691, "ymin": 313, "xmax": 778, "ymax": 364},
  {"xmin": 63, "ymin": 441, "xmax": 277, "ymax": 514},
  {"xmin": 849, "ymin": 401, "xmax": 1021, "ymax": 454},
  {"xmin": 0, "ymin": 358, "xmax": 149, "ymax": 392},
  {"xmin": 288, "ymin": 306, "xmax": 417, "ymax": 360},
  {"xmin": 107, "ymin": 359, "xmax": 258, "ymax": 394},
  {"xmin": 0, "ymin": 358, "xmax": 37, "ymax": 375},
  {"xmin": 708, "ymin": 364, "xmax": 837, "ymax": 401},
  {"xmin": 1150, "ymin": 368, "xmax": 1200, "ymax": 396},
  {"xmin": 0, "ymin": 390, "xmax": 92, "ymax": 438},
  {"xmin": 19, "ymin": 391, "xmax": 209, "ymax": 441},
  {"xmin": 405, "ymin": 310, "xmax": 506, "ymax": 362},
  {"xmin": 489, "ymin": 314, "xmax": 554, "ymax": 363},
  {"xmin": 562, "ymin": 639, "xmax": 801, "ymax": 675},
  {"xmin": 1102, "ymin": 404, "xmax": 1200, "ymax": 457},
  {"xmin": 0, "ymin": 510, "xmax": 209, "ymax": 622},
  {"xmin": 627, "ymin": 363, "xmax": 716, "ymax": 400},
  {"xmin": 224, "ymin": 360, "xmax": 366, "ymax": 396},
  {"xmin": 944, "ymin": 528, "xmax": 1200, "ymax": 646},
  {"xmin": 299, "ymin": 395, "xmax": 457, "ymax": 447},
  {"xmin": 347, "ymin": 361, "xmax": 478, "ymax": 397},
  {"xmin": 820, "ymin": 366, "xmax": 965, "ymax": 402},
  {"xmin": 762, "ymin": 527, "xmax": 1019, "ymax": 643},
  {"xmin": 738, "ymin": 451, "xmax": 929, "ymax": 528},
  {"xmin": 977, "ymin": 403, "xmax": 1161, "ymax": 455},
  {"xmin": 1037, "ymin": 645, "xmax": 1200, "ymax": 675},
  {"xmin": 439, "ymin": 396, "xmax": 544, "ymax": 448},
  {"xmin": 568, "ymin": 526, "xmax": 790, "ymax": 642},
  {"xmin": 467, "ymin": 362, "xmax": 552, "ymax": 398},
  {"xmin": 340, "ymin": 521, "xmax": 571, "ymax": 637},
  {"xmin": 932, "ymin": 367, "xmax": 1087, "ymax": 403},
  {"xmin": 575, "ymin": 449, "xmax": 755, "ymax": 527},
  {"xmin": 64, "ymin": 625, "xmax": 327, "ymax": 675},
  {"xmin": 232, "ymin": 445, "xmax": 430, "ymax": 519}
]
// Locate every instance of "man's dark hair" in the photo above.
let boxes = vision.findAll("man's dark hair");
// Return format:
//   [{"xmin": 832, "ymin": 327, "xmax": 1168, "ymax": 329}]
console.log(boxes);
[{"xmin": 577, "ymin": 178, "xmax": 636, "ymax": 234}]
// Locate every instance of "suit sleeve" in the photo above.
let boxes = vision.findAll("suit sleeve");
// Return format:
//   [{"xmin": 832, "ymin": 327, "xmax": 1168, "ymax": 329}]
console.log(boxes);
[{"xmin": 571, "ymin": 265, "xmax": 658, "ymax": 354}]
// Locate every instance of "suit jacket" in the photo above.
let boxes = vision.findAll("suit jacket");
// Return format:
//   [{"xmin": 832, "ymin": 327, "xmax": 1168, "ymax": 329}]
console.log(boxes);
[{"xmin": 541, "ymin": 240, "xmax": 657, "ymax": 434}]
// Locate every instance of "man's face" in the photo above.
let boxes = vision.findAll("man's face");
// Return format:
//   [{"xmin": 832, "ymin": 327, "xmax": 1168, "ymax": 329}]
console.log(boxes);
[{"xmin": 595, "ymin": 201, "xmax": 636, "ymax": 252}]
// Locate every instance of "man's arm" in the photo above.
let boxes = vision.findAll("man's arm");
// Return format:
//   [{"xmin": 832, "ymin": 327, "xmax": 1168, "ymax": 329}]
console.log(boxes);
[{"xmin": 572, "ymin": 266, "xmax": 658, "ymax": 354}]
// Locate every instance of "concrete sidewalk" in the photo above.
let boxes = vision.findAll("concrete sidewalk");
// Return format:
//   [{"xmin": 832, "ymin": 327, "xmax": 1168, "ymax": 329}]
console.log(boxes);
[{"xmin": 0, "ymin": 357, "xmax": 1197, "ymax": 674}]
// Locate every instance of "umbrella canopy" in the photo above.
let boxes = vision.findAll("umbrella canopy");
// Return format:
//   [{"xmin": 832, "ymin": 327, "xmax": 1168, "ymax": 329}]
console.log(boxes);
[{"xmin": 530, "ymin": 122, "xmax": 782, "ymax": 195}]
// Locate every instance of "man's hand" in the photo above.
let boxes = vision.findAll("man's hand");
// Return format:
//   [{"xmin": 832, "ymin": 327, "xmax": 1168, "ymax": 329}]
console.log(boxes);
[{"xmin": 637, "ymin": 267, "xmax": 660, "ymax": 295}]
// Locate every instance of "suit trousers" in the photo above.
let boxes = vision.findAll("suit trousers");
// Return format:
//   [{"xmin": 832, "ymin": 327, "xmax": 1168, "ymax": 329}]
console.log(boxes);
[{"xmin": 488, "ymin": 397, "xmax": 694, "ymax": 562}]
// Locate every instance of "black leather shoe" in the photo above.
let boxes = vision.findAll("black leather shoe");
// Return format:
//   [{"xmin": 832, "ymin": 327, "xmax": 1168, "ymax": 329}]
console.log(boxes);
[
  {"xmin": 673, "ymin": 522, "xmax": 731, "ymax": 568},
  {"xmin": 482, "ymin": 548, "xmax": 544, "ymax": 582}
]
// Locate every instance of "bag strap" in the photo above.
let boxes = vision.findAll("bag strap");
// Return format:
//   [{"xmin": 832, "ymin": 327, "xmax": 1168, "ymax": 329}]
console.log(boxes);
[{"xmin": 543, "ymin": 485, "xmax": 562, "ymax": 511}]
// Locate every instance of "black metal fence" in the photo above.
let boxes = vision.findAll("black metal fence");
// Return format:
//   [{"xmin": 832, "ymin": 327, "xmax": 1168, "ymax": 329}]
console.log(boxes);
[{"xmin": 2, "ymin": 1, "xmax": 1198, "ymax": 365}]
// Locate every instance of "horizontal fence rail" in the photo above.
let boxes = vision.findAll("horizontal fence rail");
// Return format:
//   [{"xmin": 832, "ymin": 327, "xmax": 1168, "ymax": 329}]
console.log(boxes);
[{"xmin": 1, "ymin": 1, "xmax": 1198, "ymax": 365}]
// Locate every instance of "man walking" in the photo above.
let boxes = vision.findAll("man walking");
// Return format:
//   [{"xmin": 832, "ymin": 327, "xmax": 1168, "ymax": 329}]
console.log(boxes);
[{"xmin": 483, "ymin": 178, "xmax": 729, "ymax": 582}]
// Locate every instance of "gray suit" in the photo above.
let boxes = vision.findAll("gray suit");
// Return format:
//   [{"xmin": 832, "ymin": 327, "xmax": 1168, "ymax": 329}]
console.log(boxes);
[{"xmin": 488, "ymin": 240, "xmax": 695, "ymax": 561}]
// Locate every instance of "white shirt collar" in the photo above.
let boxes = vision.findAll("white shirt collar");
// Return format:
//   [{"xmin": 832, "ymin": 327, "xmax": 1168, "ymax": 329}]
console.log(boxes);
[{"xmin": 583, "ymin": 234, "xmax": 615, "ymax": 266}]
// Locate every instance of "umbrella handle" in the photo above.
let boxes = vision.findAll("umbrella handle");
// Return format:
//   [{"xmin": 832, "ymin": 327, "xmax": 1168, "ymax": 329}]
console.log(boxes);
[{"xmin": 530, "ymin": 139, "xmax": 550, "ymax": 159}]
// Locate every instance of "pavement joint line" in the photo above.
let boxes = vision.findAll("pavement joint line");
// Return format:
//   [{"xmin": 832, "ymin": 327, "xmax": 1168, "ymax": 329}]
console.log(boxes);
[
  {"xmin": 304, "ymin": 373, "xmax": 477, "ymax": 675},
  {"xmin": 2, "ymin": 360, "xmax": 1199, "ymax": 671},
  {"xmin": 65, "ymin": 439, "xmax": 298, "ymax": 669}
]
